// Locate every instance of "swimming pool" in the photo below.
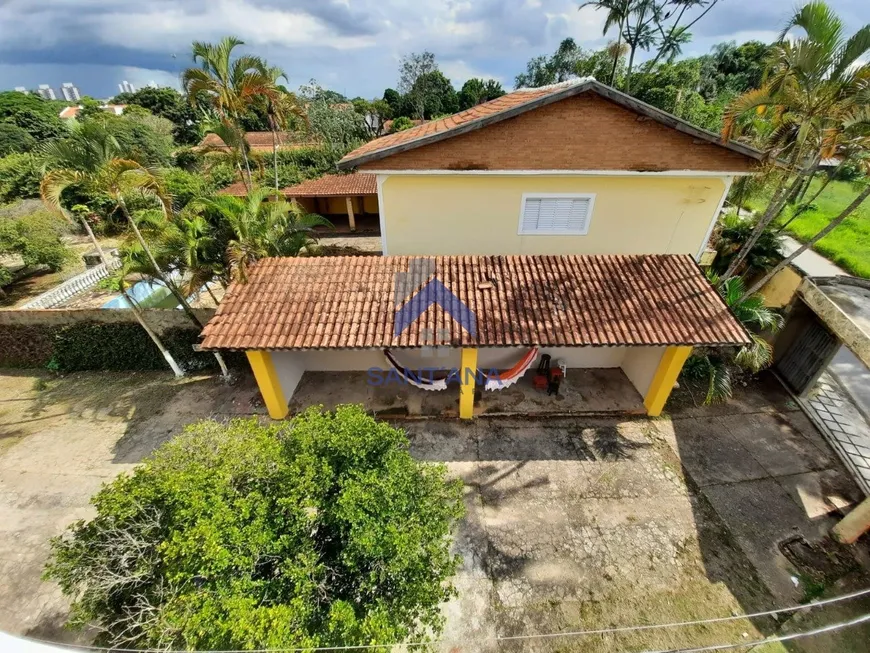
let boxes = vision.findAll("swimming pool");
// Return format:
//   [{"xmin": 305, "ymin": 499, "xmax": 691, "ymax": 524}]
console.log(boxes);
[{"xmin": 101, "ymin": 279, "xmax": 179, "ymax": 309}]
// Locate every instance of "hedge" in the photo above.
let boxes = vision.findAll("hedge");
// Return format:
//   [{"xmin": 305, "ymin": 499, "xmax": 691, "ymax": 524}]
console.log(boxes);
[{"xmin": 0, "ymin": 321, "xmax": 243, "ymax": 373}]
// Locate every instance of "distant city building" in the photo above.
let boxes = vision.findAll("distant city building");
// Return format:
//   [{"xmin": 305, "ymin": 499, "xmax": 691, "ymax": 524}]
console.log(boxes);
[
  {"xmin": 118, "ymin": 80, "xmax": 136, "ymax": 94},
  {"xmin": 61, "ymin": 82, "xmax": 81, "ymax": 102},
  {"xmin": 147, "ymin": 80, "xmax": 158, "ymax": 89},
  {"xmin": 13, "ymin": 86, "xmax": 27, "ymax": 94},
  {"xmin": 37, "ymin": 84, "xmax": 57, "ymax": 100}
]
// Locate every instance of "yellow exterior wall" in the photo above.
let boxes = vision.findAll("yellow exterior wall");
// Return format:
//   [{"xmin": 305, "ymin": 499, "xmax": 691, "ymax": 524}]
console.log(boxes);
[
  {"xmin": 380, "ymin": 175, "xmax": 726, "ymax": 256},
  {"xmin": 760, "ymin": 266, "xmax": 802, "ymax": 308}
]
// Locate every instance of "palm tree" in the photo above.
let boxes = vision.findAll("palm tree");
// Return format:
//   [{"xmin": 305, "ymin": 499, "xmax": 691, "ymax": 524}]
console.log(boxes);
[
  {"xmin": 579, "ymin": 0, "xmax": 632, "ymax": 86},
  {"xmin": 182, "ymin": 37, "xmax": 278, "ymax": 188},
  {"xmin": 199, "ymin": 119, "xmax": 256, "ymax": 193},
  {"xmin": 203, "ymin": 188, "xmax": 331, "ymax": 283},
  {"xmin": 41, "ymin": 126, "xmax": 229, "ymax": 375},
  {"xmin": 720, "ymin": 1, "xmax": 870, "ymax": 282},
  {"xmin": 680, "ymin": 274, "xmax": 783, "ymax": 404},
  {"xmin": 40, "ymin": 145, "xmax": 184, "ymax": 377},
  {"xmin": 262, "ymin": 67, "xmax": 307, "ymax": 192}
]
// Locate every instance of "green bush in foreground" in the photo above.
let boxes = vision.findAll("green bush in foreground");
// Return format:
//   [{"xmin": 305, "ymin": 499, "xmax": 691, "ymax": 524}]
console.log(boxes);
[{"xmin": 44, "ymin": 407, "xmax": 465, "ymax": 650}]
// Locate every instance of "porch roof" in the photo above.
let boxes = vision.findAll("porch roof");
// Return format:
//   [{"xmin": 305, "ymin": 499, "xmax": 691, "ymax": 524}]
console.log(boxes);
[
  {"xmin": 200, "ymin": 254, "xmax": 750, "ymax": 351},
  {"xmin": 282, "ymin": 173, "xmax": 377, "ymax": 197}
]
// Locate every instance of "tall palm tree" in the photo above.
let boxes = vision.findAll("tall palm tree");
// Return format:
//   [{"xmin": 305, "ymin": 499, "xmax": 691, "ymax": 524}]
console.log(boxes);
[
  {"xmin": 199, "ymin": 119, "xmax": 255, "ymax": 193},
  {"xmin": 262, "ymin": 66, "xmax": 307, "ymax": 192},
  {"xmin": 579, "ymin": 0, "xmax": 632, "ymax": 86},
  {"xmin": 720, "ymin": 1, "xmax": 870, "ymax": 282},
  {"xmin": 41, "ymin": 126, "xmax": 229, "ymax": 375},
  {"xmin": 182, "ymin": 37, "xmax": 278, "ymax": 188},
  {"xmin": 40, "ymin": 159, "xmax": 184, "ymax": 376},
  {"xmin": 203, "ymin": 188, "xmax": 331, "ymax": 283}
]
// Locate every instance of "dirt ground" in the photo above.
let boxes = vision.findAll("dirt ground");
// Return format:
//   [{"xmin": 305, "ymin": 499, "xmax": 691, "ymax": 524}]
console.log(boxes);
[{"xmin": 0, "ymin": 369, "xmax": 868, "ymax": 651}]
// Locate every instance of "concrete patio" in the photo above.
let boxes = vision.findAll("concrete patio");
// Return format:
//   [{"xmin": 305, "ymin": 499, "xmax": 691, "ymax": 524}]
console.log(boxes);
[
  {"xmin": 1, "ymin": 369, "xmax": 868, "ymax": 651},
  {"xmin": 287, "ymin": 368, "xmax": 646, "ymax": 418}
]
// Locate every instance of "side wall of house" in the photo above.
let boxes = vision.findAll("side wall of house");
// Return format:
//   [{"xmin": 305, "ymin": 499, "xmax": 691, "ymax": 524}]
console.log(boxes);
[
  {"xmin": 378, "ymin": 174, "xmax": 726, "ymax": 256},
  {"xmin": 621, "ymin": 346, "xmax": 667, "ymax": 397}
]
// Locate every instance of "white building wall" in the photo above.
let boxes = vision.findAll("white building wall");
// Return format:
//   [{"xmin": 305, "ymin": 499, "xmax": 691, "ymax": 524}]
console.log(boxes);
[
  {"xmin": 271, "ymin": 346, "xmax": 635, "ymax": 401},
  {"xmin": 620, "ymin": 346, "xmax": 666, "ymax": 398}
]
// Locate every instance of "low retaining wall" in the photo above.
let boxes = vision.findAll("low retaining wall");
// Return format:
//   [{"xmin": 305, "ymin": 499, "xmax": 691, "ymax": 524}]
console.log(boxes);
[{"xmin": 0, "ymin": 308, "xmax": 220, "ymax": 371}]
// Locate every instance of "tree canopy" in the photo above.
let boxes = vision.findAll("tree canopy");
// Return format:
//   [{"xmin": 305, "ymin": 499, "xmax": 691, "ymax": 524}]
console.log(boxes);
[{"xmin": 45, "ymin": 407, "xmax": 465, "ymax": 650}]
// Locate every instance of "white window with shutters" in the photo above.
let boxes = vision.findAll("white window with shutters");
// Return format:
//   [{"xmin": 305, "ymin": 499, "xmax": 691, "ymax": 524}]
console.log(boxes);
[{"xmin": 517, "ymin": 193, "xmax": 595, "ymax": 235}]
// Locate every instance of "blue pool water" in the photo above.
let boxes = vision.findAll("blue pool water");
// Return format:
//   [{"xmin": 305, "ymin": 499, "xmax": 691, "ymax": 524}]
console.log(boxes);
[{"xmin": 102, "ymin": 279, "xmax": 179, "ymax": 309}]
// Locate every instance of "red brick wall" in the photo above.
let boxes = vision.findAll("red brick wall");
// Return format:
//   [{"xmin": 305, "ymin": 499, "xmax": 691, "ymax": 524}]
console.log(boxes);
[{"xmin": 359, "ymin": 94, "xmax": 756, "ymax": 173}]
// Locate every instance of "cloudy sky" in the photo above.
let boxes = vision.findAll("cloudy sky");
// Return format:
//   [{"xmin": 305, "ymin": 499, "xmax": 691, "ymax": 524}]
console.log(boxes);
[{"xmin": 0, "ymin": 0, "xmax": 867, "ymax": 99}]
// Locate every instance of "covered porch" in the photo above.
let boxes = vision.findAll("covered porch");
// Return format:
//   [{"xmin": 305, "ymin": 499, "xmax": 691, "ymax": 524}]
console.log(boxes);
[
  {"xmin": 199, "ymin": 254, "xmax": 750, "ymax": 421},
  {"xmin": 282, "ymin": 173, "xmax": 379, "ymax": 235}
]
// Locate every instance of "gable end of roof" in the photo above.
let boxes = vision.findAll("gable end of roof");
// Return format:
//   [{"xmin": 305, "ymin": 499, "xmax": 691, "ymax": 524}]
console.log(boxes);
[{"xmin": 338, "ymin": 80, "xmax": 762, "ymax": 171}]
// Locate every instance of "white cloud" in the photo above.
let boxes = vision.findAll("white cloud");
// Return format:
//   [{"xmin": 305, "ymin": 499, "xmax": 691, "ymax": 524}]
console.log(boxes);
[{"xmin": 440, "ymin": 60, "xmax": 505, "ymax": 86}]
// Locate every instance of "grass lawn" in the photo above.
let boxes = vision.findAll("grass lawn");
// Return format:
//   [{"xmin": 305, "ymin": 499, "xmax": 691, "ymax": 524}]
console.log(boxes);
[{"xmin": 745, "ymin": 178, "xmax": 870, "ymax": 278}]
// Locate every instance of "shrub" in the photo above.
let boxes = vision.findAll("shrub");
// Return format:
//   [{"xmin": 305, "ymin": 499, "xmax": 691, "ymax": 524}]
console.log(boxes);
[
  {"xmin": 48, "ymin": 323, "xmax": 221, "ymax": 372},
  {"xmin": 0, "ymin": 210, "xmax": 71, "ymax": 273},
  {"xmin": 0, "ymin": 153, "xmax": 41, "ymax": 203},
  {"xmin": 0, "ymin": 123, "xmax": 36, "ymax": 155},
  {"xmin": 162, "ymin": 168, "xmax": 213, "ymax": 210},
  {"xmin": 44, "ymin": 407, "xmax": 465, "ymax": 649},
  {"xmin": 391, "ymin": 116, "xmax": 414, "ymax": 132}
]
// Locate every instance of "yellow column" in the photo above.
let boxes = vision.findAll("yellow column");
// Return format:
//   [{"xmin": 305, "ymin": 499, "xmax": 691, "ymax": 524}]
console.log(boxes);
[
  {"xmin": 644, "ymin": 346, "xmax": 692, "ymax": 417},
  {"xmin": 246, "ymin": 350, "xmax": 289, "ymax": 420},
  {"xmin": 345, "ymin": 196, "xmax": 356, "ymax": 232},
  {"xmin": 459, "ymin": 348, "xmax": 478, "ymax": 419}
]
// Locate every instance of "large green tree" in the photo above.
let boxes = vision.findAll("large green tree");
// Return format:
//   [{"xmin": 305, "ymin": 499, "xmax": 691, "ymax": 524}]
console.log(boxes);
[
  {"xmin": 45, "ymin": 408, "xmax": 465, "ymax": 650},
  {"xmin": 111, "ymin": 86, "xmax": 200, "ymax": 145},
  {"xmin": 458, "ymin": 78, "xmax": 505, "ymax": 111}
]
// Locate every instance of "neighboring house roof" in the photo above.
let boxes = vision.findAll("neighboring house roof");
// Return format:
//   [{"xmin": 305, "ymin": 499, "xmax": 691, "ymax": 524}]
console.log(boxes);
[
  {"xmin": 197, "ymin": 132, "xmax": 319, "ymax": 152},
  {"xmin": 199, "ymin": 254, "xmax": 750, "ymax": 350},
  {"xmin": 282, "ymin": 173, "xmax": 377, "ymax": 197},
  {"xmin": 58, "ymin": 104, "xmax": 126, "ymax": 119},
  {"xmin": 338, "ymin": 78, "xmax": 762, "ymax": 171},
  {"xmin": 217, "ymin": 181, "xmax": 250, "ymax": 197}
]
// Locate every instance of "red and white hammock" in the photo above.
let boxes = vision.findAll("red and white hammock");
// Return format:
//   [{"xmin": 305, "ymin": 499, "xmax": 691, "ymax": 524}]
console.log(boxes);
[
  {"xmin": 480, "ymin": 348, "xmax": 539, "ymax": 391},
  {"xmin": 382, "ymin": 347, "xmax": 539, "ymax": 392}
]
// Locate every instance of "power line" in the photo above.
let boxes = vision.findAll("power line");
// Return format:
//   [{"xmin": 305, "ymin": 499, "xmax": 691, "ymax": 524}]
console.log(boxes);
[
  {"xmin": 496, "ymin": 586, "xmax": 870, "ymax": 642},
  {"xmin": 649, "ymin": 611, "xmax": 870, "ymax": 652},
  {"xmin": 15, "ymin": 587, "xmax": 870, "ymax": 653}
]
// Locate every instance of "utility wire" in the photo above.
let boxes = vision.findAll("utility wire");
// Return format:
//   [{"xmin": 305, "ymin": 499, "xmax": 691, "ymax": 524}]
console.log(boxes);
[
  {"xmin": 16, "ymin": 587, "xmax": 870, "ymax": 653},
  {"xmin": 648, "ymin": 611, "xmax": 870, "ymax": 652},
  {"xmin": 496, "ymin": 586, "xmax": 870, "ymax": 642}
]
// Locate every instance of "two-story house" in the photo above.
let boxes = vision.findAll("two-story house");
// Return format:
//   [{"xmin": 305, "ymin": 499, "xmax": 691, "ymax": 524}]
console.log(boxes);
[{"xmin": 199, "ymin": 78, "xmax": 759, "ymax": 420}]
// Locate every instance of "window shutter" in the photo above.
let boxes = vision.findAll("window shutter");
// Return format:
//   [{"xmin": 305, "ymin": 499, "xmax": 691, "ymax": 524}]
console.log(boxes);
[{"xmin": 521, "ymin": 197, "xmax": 591, "ymax": 234}]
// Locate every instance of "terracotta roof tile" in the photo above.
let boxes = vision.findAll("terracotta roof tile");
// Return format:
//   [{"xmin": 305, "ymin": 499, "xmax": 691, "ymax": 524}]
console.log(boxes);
[
  {"xmin": 282, "ymin": 173, "xmax": 377, "ymax": 197},
  {"xmin": 341, "ymin": 87, "xmax": 556, "ymax": 164},
  {"xmin": 198, "ymin": 132, "xmax": 319, "ymax": 151},
  {"xmin": 200, "ymin": 254, "xmax": 750, "ymax": 350},
  {"xmin": 217, "ymin": 181, "xmax": 250, "ymax": 196}
]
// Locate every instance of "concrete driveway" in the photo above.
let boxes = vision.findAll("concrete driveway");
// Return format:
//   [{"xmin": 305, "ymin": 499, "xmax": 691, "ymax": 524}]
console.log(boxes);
[{"xmin": 1, "ymin": 369, "xmax": 868, "ymax": 651}]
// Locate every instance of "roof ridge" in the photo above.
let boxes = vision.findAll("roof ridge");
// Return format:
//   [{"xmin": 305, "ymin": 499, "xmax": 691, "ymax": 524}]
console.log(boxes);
[{"xmin": 515, "ymin": 76, "xmax": 596, "ymax": 92}]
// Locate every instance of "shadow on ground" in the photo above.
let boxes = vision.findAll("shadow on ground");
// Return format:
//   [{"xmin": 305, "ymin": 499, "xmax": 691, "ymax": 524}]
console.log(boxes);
[{"xmin": 664, "ymin": 372, "xmax": 870, "ymax": 652}]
